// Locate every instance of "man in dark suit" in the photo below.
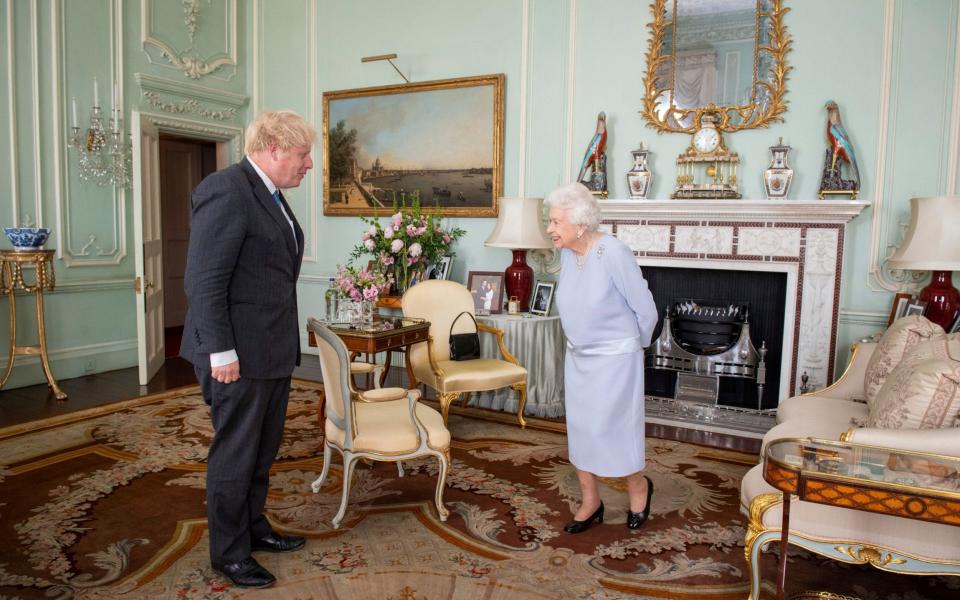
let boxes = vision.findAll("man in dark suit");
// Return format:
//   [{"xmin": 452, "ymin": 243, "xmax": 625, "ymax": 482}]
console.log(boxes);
[{"xmin": 180, "ymin": 110, "xmax": 314, "ymax": 589}]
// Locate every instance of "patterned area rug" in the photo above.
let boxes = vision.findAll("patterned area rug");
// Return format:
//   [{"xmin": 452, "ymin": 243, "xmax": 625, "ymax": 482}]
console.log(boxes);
[{"xmin": 0, "ymin": 382, "xmax": 957, "ymax": 599}]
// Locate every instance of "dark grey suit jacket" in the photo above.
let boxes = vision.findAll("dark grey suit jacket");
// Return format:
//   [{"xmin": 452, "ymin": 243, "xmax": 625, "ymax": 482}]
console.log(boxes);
[{"xmin": 180, "ymin": 158, "xmax": 305, "ymax": 379}]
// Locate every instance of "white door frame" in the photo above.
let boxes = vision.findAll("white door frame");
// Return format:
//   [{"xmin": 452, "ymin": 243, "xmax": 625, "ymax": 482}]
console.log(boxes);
[{"xmin": 131, "ymin": 111, "xmax": 244, "ymax": 385}]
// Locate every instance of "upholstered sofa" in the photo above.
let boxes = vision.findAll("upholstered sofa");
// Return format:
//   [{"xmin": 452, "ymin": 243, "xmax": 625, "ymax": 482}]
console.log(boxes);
[{"xmin": 740, "ymin": 316, "xmax": 960, "ymax": 599}]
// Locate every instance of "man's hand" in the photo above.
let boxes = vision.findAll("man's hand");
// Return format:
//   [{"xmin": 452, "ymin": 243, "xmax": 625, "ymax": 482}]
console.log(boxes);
[{"xmin": 212, "ymin": 360, "xmax": 240, "ymax": 384}]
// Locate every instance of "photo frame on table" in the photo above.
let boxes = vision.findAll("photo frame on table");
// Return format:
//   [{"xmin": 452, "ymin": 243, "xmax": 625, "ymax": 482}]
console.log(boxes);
[
  {"xmin": 530, "ymin": 281, "xmax": 556, "ymax": 316},
  {"xmin": 887, "ymin": 292, "xmax": 913, "ymax": 326},
  {"xmin": 949, "ymin": 310, "xmax": 960, "ymax": 334},
  {"xmin": 322, "ymin": 73, "xmax": 505, "ymax": 217},
  {"xmin": 427, "ymin": 256, "xmax": 453, "ymax": 281},
  {"xmin": 904, "ymin": 299, "xmax": 928, "ymax": 317},
  {"xmin": 467, "ymin": 271, "xmax": 504, "ymax": 314}
]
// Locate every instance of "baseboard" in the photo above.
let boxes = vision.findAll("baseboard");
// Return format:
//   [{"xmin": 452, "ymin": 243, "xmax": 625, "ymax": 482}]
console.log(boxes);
[{"xmin": 0, "ymin": 339, "xmax": 138, "ymax": 390}]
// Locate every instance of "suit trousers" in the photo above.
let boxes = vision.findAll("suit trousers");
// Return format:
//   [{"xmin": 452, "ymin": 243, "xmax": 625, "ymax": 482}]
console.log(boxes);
[{"xmin": 196, "ymin": 366, "xmax": 291, "ymax": 564}]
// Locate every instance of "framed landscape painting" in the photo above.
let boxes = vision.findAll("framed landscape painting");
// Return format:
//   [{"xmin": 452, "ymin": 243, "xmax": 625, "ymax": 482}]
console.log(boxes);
[{"xmin": 323, "ymin": 74, "xmax": 504, "ymax": 217}]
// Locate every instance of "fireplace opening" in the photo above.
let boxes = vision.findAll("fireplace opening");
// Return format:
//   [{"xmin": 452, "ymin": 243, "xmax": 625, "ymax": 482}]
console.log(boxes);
[{"xmin": 641, "ymin": 266, "xmax": 787, "ymax": 410}]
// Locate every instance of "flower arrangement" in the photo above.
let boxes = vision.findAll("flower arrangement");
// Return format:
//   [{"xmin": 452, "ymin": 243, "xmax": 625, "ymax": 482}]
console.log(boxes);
[
  {"xmin": 334, "ymin": 264, "xmax": 389, "ymax": 302},
  {"xmin": 349, "ymin": 192, "xmax": 465, "ymax": 293}
]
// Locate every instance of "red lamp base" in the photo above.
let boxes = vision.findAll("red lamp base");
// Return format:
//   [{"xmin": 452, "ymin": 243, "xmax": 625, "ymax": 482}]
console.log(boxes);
[
  {"xmin": 504, "ymin": 249, "xmax": 534, "ymax": 312},
  {"xmin": 919, "ymin": 270, "xmax": 960, "ymax": 330}
]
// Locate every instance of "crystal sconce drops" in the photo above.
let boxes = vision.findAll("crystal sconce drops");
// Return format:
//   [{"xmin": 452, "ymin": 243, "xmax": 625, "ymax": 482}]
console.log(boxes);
[{"xmin": 67, "ymin": 78, "xmax": 132, "ymax": 189}]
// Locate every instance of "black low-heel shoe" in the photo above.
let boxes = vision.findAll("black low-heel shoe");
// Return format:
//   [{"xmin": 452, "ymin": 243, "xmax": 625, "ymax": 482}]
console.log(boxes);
[
  {"xmin": 627, "ymin": 476, "xmax": 654, "ymax": 530},
  {"xmin": 563, "ymin": 502, "xmax": 604, "ymax": 534}
]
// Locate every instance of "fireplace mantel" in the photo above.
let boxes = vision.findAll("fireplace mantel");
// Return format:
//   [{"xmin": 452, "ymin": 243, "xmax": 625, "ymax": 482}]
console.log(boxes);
[
  {"xmin": 598, "ymin": 198, "xmax": 870, "ymax": 224},
  {"xmin": 599, "ymin": 197, "xmax": 871, "ymax": 402}
]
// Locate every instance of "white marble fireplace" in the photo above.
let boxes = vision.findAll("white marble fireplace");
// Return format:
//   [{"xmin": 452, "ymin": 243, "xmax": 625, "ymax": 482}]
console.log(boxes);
[{"xmin": 599, "ymin": 198, "xmax": 869, "ymax": 405}]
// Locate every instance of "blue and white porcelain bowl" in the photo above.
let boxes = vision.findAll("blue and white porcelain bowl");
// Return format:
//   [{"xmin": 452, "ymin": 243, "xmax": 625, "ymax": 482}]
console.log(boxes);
[{"xmin": 3, "ymin": 227, "xmax": 51, "ymax": 251}]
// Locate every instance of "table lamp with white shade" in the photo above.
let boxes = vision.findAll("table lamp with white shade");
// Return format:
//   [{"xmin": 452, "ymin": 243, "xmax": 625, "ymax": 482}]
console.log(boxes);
[
  {"xmin": 484, "ymin": 197, "xmax": 553, "ymax": 312},
  {"xmin": 887, "ymin": 196, "xmax": 960, "ymax": 329}
]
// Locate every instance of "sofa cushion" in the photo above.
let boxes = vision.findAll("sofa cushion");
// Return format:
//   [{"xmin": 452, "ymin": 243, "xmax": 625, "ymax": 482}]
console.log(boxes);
[
  {"xmin": 863, "ymin": 315, "xmax": 944, "ymax": 412},
  {"xmin": 867, "ymin": 339, "xmax": 960, "ymax": 429}
]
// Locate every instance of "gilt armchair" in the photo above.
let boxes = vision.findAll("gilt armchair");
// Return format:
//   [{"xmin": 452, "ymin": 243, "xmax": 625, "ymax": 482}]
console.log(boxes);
[
  {"xmin": 401, "ymin": 280, "xmax": 529, "ymax": 427},
  {"xmin": 308, "ymin": 319, "xmax": 450, "ymax": 529}
]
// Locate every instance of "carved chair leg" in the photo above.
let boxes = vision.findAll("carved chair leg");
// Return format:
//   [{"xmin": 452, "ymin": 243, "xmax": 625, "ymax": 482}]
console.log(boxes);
[
  {"xmin": 438, "ymin": 392, "xmax": 460, "ymax": 425},
  {"xmin": 332, "ymin": 452, "xmax": 358, "ymax": 529},
  {"xmin": 434, "ymin": 450, "xmax": 449, "ymax": 521},
  {"xmin": 311, "ymin": 442, "xmax": 334, "ymax": 493},
  {"xmin": 512, "ymin": 383, "xmax": 528, "ymax": 428}
]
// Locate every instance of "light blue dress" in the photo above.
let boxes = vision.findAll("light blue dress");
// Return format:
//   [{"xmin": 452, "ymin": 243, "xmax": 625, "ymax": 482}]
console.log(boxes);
[{"xmin": 555, "ymin": 234, "xmax": 658, "ymax": 477}]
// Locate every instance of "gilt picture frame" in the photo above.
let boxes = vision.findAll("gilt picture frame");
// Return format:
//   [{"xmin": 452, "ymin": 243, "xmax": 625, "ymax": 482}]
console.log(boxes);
[{"xmin": 323, "ymin": 74, "xmax": 505, "ymax": 217}]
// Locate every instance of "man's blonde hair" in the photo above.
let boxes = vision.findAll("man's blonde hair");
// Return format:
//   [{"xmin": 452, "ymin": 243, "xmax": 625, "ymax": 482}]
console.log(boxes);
[{"xmin": 244, "ymin": 110, "xmax": 316, "ymax": 155}]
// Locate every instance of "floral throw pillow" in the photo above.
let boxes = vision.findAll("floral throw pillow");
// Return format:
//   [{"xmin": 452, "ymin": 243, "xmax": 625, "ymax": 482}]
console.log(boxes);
[
  {"xmin": 867, "ymin": 346, "xmax": 960, "ymax": 429},
  {"xmin": 863, "ymin": 315, "xmax": 944, "ymax": 412}
]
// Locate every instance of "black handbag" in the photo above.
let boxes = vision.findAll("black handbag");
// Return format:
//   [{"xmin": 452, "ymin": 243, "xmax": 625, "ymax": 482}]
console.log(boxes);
[{"xmin": 448, "ymin": 311, "xmax": 481, "ymax": 361}]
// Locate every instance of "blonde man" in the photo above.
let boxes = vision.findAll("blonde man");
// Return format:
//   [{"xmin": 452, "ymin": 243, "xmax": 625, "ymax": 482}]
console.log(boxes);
[{"xmin": 181, "ymin": 110, "xmax": 315, "ymax": 588}]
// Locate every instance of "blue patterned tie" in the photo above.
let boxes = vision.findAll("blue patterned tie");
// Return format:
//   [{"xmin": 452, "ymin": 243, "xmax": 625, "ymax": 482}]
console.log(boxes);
[{"xmin": 272, "ymin": 190, "xmax": 283, "ymax": 208}]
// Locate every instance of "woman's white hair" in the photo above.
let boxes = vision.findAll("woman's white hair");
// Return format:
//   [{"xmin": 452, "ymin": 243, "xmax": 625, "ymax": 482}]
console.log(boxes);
[{"xmin": 544, "ymin": 182, "xmax": 601, "ymax": 231}]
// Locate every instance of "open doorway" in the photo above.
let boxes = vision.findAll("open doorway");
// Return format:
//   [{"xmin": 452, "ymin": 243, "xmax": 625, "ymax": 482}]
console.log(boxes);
[{"xmin": 159, "ymin": 135, "xmax": 217, "ymax": 357}]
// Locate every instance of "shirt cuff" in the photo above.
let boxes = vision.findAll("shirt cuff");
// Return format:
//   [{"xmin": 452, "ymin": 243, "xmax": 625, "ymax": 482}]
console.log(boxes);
[{"xmin": 210, "ymin": 349, "xmax": 238, "ymax": 368}]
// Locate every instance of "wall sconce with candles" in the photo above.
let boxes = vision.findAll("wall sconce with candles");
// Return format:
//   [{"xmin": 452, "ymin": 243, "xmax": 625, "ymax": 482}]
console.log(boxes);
[
  {"xmin": 888, "ymin": 196, "xmax": 960, "ymax": 329},
  {"xmin": 484, "ymin": 197, "xmax": 553, "ymax": 312},
  {"xmin": 67, "ymin": 78, "xmax": 132, "ymax": 188}
]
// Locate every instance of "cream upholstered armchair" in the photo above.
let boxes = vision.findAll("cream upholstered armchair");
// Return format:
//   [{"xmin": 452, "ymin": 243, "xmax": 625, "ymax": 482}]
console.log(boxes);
[
  {"xmin": 741, "ymin": 316, "xmax": 960, "ymax": 599},
  {"xmin": 308, "ymin": 319, "xmax": 450, "ymax": 529},
  {"xmin": 401, "ymin": 280, "xmax": 529, "ymax": 427}
]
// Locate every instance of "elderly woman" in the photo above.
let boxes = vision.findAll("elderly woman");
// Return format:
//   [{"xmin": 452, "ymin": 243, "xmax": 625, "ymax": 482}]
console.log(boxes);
[{"xmin": 545, "ymin": 182, "xmax": 658, "ymax": 533}]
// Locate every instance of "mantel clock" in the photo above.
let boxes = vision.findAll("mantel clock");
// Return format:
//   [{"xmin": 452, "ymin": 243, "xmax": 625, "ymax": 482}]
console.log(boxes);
[{"xmin": 672, "ymin": 115, "xmax": 741, "ymax": 200}]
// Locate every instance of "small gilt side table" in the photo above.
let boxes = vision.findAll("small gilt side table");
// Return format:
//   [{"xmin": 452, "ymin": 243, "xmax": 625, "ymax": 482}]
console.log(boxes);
[{"xmin": 0, "ymin": 249, "xmax": 67, "ymax": 400}]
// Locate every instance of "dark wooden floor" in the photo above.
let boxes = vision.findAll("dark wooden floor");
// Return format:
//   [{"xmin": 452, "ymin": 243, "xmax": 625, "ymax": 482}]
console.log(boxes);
[{"xmin": 0, "ymin": 356, "xmax": 760, "ymax": 454}]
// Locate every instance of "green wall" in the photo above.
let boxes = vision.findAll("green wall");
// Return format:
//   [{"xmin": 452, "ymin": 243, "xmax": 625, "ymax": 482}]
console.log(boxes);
[{"xmin": 0, "ymin": 0, "xmax": 957, "ymax": 390}]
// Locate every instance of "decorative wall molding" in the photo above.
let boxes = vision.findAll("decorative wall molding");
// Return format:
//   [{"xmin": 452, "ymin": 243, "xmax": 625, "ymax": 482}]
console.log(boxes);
[
  {"xmin": 137, "ymin": 111, "xmax": 244, "ymax": 163},
  {"xmin": 141, "ymin": 0, "xmax": 237, "ymax": 81},
  {"xmin": 949, "ymin": 2, "xmax": 960, "ymax": 195},
  {"xmin": 563, "ymin": 0, "xmax": 577, "ymax": 181},
  {"xmin": 29, "ymin": 1, "xmax": 42, "ymax": 227},
  {"xmin": 6, "ymin": 0, "xmax": 19, "ymax": 227},
  {"xmin": 602, "ymin": 199, "xmax": 868, "ymax": 399},
  {"xmin": 0, "ymin": 338, "xmax": 137, "ymax": 371},
  {"xmin": 55, "ymin": 0, "xmax": 127, "ymax": 267},
  {"xmin": 517, "ymin": 0, "xmax": 530, "ymax": 197},
  {"xmin": 135, "ymin": 74, "xmax": 246, "ymax": 124},
  {"xmin": 305, "ymin": 0, "xmax": 318, "ymax": 263},
  {"xmin": 866, "ymin": 0, "xmax": 941, "ymax": 293}
]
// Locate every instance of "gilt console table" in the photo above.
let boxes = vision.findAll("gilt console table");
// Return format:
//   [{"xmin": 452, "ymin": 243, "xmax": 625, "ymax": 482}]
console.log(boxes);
[{"xmin": 0, "ymin": 249, "xmax": 67, "ymax": 400}]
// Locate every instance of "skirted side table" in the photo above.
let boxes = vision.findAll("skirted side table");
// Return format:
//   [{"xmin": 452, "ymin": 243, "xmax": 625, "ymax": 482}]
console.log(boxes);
[{"xmin": 0, "ymin": 249, "xmax": 67, "ymax": 399}]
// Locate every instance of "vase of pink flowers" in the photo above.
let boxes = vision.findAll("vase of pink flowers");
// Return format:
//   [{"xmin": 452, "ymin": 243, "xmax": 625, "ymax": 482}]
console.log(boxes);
[
  {"xmin": 334, "ymin": 264, "xmax": 388, "ymax": 323},
  {"xmin": 350, "ymin": 192, "xmax": 465, "ymax": 294}
]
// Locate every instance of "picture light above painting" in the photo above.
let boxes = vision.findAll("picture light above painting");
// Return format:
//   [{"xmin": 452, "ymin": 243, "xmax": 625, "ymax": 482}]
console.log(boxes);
[{"xmin": 322, "ymin": 74, "xmax": 505, "ymax": 218}]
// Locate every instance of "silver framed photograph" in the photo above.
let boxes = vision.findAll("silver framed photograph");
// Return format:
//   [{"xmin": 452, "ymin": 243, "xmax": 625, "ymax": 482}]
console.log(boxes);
[
  {"xmin": 904, "ymin": 299, "xmax": 928, "ymax": 317},
  {"xmin": 530, "ymin": 281, "xmax": 556, "ymax": 316},
  {"xmin": 427, "ymin": 255, "xmax": 452, "ymax": 281}
]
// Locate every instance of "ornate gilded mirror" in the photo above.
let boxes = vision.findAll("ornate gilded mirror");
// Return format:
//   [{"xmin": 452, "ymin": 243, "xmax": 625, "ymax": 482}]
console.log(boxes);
[{"xmin": 641, "ymin": 0, "xmax": 791, "ymax": 133}]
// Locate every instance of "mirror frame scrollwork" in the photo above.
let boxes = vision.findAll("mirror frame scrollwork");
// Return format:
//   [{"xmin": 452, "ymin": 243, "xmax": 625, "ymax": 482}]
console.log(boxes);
[{"xmin": 641, "ymin": 0, "xmax": 792, "ymax": 133}]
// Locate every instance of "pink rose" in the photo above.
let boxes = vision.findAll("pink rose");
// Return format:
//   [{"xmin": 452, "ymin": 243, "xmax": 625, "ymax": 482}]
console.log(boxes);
[
  {"xmin": 364, "ymin": 239, "xmax": 375, "ymax": 251},
  {"xmin": 409, "ymin": 242, "xmax": 422, "ymax": 258},
  {"xmin": 383, "ymin": 227, "xmax": 394, "ymax": 239},
  {"xmin": 391, "ymin": 239, "xmax": 404, "ymax": 253},
  {"xmin": 392, "ymin": 212, "xmax": 403, "ymax": 225},
  {"xmin": 368, "ymin": 225, "xmax": 378, "ymax": 237}
]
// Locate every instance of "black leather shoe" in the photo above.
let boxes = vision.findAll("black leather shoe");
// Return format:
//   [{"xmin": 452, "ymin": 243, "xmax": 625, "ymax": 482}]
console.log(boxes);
[
  {"xmin": 563, "ymin": 502, "xmax": 604, "ymax": 534},
  {"xmin": 251, "ymin": 532, "xmax": 306, "ymax": 553},
  {"xmin": 627, "ymin": 476, "xmax": 654, "ymax": 530},
  {"xmin": 212, "ymin": 557, "xmax": 276, "ymax": 588}
]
